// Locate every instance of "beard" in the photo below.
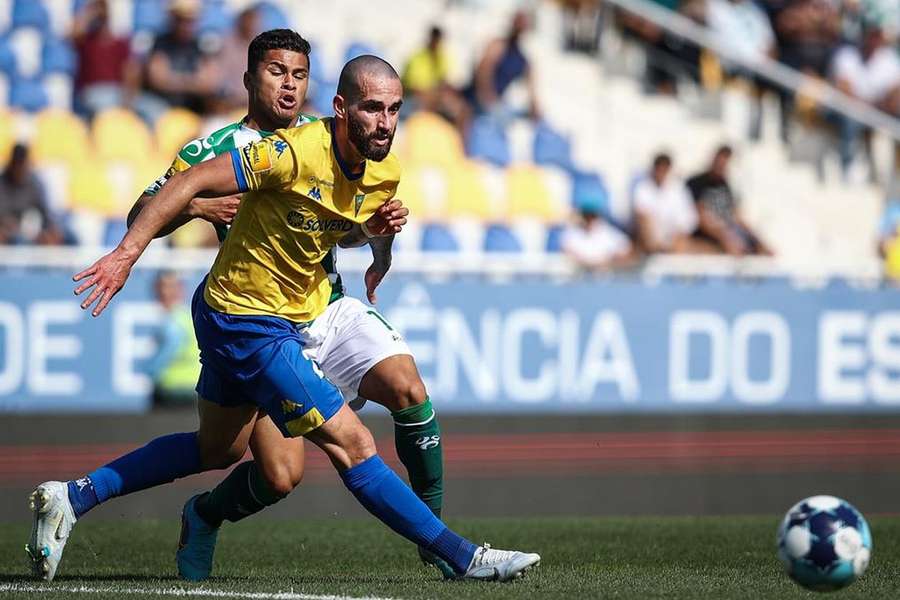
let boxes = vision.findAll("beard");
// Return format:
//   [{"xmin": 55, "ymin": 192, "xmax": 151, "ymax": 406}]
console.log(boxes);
[{"xmin": 348, "ymin": 113, "xmax": 394, "ymax": 162}]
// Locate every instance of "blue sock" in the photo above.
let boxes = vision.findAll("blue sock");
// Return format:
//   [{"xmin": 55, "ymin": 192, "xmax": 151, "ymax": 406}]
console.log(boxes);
[
  {"xmin": 340, "ymin": 455, "xmax": 477, "ymax": 574},
  {"xmin": 67, "ymin": 432, "xmax": 202, "ymax": 519}
]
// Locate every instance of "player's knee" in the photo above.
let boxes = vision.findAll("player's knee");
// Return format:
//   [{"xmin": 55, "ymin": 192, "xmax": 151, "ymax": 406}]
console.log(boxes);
[
  {"xmin": 263, "ymin": 462, "xmax": 303, "ymax": 497},
  {"xmin": 386, "ymin": 375, "xmax": 427, "ymax": 412}
]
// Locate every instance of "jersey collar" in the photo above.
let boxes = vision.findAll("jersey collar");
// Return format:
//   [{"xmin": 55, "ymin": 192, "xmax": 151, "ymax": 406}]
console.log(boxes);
[{"xmin": 329, "ymin": 118, "xmax": 365, "ymax": 181}]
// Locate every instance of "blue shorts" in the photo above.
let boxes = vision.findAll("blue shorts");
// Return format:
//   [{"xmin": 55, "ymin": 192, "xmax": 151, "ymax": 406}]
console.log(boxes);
[{"xmin": 191, "ymin": 280, "xmax": 343, "ymax": 438}]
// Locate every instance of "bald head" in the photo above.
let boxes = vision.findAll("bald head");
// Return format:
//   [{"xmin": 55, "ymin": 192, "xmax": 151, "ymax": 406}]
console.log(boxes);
[{"xmin": 337, "ymin": 55, "xmax": 400, "ymax": 104}]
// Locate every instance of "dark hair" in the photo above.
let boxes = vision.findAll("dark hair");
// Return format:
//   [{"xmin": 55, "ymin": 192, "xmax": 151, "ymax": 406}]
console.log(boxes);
[
  {"xmin": 652, "ymin": 153, "xmax": 671, "ymax": 169},
  {"xmin": 247, "ymin": 29, "xmax": 311, "ymax": 73}
]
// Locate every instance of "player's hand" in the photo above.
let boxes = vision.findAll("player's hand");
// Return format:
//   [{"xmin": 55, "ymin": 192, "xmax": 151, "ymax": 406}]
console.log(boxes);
[
  {"xmin": 364, "ymin": 199, "xmax": 408, "ymax": 237},
  {"xmin": 364, "ymin": 263, "xmax": 386, "ymax": 304},
  {"xmin": 72, "ymin": 248, "xmax": 135, "ymax": 317},
  {"xmin": 189, "ymin": 196, "xmax": 241, "ymax": 226}
]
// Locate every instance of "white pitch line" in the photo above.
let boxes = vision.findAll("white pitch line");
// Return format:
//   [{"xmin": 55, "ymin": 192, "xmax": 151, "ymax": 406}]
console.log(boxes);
[{"xmin": 0, "ymin": 583, "xmax": 401, "ymax": 600}]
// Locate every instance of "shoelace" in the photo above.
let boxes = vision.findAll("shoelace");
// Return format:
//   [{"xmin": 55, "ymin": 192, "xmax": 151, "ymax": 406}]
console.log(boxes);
[{"xmin": 473, "ymin": 543, "xmax": 517, "ymax": 567}]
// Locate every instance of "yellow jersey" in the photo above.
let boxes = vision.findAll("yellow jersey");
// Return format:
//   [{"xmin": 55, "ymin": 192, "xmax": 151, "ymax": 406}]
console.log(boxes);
[{"xmin": 203, "ymin": 118, "xmax": 401, "ymax": 322}]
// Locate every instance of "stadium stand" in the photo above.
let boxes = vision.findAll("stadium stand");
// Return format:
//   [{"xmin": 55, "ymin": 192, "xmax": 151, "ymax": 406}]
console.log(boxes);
[{"xmin": 0, "ymin": 0, "xmax": 892, "ymax": 275}]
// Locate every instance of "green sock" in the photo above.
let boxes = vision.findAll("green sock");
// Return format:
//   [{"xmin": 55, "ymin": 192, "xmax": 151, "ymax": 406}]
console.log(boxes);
[
  {"xmin": 195, "ymin": 461, "xmax": 285, "ymax": 527},
  {"xmin": 392, "ymin": 397, "xmax": 443, "ymax": 517}
]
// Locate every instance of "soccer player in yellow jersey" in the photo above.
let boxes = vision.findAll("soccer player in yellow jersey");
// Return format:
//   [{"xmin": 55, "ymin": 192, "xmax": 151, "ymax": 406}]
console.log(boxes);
[{"xmin": 56, "ymin": 55, "xmax": 541, "ymax": 583}]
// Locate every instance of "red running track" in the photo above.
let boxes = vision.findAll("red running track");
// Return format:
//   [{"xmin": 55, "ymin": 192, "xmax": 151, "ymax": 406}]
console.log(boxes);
[{"xmin": 1, "ymin": 429, "xmax": 899, "ymax": 484}]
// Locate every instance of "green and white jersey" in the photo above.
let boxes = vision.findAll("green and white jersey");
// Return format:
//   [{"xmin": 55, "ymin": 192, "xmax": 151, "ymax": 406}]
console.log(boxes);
[{"xmin": 145, "ymin": 113, "xmax": 346, "ymax": 299}]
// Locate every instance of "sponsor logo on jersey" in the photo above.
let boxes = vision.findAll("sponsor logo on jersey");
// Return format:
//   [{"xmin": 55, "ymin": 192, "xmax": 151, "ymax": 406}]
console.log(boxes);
[
  {"xmin": 354, "ymin": 193, "xmax": 365, "ymax": 216},
  {"xmin": 286, "ymin": 210, "xmax": 353, "ymax": 233},
  {"xmin": 243, "ymin": 141, "xmax": 272, "ymax": 173}
]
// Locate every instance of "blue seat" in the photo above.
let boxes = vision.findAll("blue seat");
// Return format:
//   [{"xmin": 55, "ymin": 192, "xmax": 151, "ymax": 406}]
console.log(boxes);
[
  {"xmin": 533, "ymin": 121, "xmax": 573, "ymax": 171},
  {"xmin": 545, "ymin": 224, "xmax": 565, "ymax": 253},
  {"xmin": 42, "ymin": 39, "xmax": 76, "ymax": 75},
  {"xmin": 571, "ymin": 170, "xmax": 610, "ymax": 215},
  {"xmin": 310, "ymin": 79, "xmax": 336, "ymax": 114},
  {"xmin": 466, "ymin": 116, "xmax": 510, "ymax": 167},
  {"xmin": 483, "ymin": 224, "xmax": 522, "ymax": 252},
  {"xmin": 133, "ymin": 0, "xmax": 168, "ymax": 34},
  {"xmin": 256, "ymin": 1, "xmax": 290, "ymax": 31},
  {"xmin": 12, "ymin": 0, "xmax": 50, "ymax": 29},
  {"xmin": 9, "ymin": 77, "xmax": 48, "ymax": 112},
  {"xmin": 103, "ymin": 219, "xmax": 129, "ymax": 247},
  {"xmin": 421, "ymin": 224, "xmax": 460, "ymax": 252},
  {"xmin": 197, "ymin": 0, "xmax": 233, "ymax": 35},
  {"xmin": 307, "ymin": 46, "xmax": 329, "ymax": 83},
  {"xmin": 0, "ymin": 36, "xmax": 16, "ymax": 76},
  {"xmin": 343, "ymin": 41, "xmax": 381, "ymax": 63}
]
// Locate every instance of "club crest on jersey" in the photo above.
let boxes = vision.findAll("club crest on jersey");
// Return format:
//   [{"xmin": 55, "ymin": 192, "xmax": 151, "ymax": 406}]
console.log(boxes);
[
  {"xmin": 243, "ymin": 142, "xmax": 272, "ymax": 173},
  {"xmin": 354, "ymin": 194, "xmax": 365, "ymax": 216}
]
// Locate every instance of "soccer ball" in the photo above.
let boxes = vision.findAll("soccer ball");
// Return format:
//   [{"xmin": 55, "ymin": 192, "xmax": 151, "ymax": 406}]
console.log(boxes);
[{"xmin": 776, "ymin": 495, "xmax": 872, "ymax": 592}]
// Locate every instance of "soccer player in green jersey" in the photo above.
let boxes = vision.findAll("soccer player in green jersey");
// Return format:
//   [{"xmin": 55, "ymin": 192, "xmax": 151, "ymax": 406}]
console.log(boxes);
[{"xmin": 29, "ymin": 30, "xmax": 452, "ymax": 581}]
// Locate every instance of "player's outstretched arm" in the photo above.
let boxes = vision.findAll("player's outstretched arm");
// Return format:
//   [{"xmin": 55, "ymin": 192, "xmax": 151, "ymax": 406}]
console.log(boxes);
[
  {"xmin": 127, "ymin": 193, "xmax": 241, "ymax": 238},
  {"xmin": 73, "ymin": 153, "xmax": 241, "ymax": 317}
]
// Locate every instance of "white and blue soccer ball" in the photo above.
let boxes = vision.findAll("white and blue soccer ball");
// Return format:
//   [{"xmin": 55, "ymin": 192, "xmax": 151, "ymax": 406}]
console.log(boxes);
[{"xmin": 777, "ymin": 495, "xmax": 872, "ymax": 592}]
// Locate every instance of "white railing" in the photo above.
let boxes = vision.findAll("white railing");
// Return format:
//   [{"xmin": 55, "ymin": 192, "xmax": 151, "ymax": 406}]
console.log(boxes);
[
  {"xmin": 0, "ymin": 245, "xmax": 885, "ymax": 283},
  {"xmin": 604, "ymin": 0, "xmax": 900, "ymax": 141}
]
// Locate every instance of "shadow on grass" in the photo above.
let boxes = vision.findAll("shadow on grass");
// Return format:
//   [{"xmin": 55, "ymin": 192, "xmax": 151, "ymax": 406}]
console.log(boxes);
[{"xmin": 0, "ymin": 573, "xmax": 180, "ymax": 584}]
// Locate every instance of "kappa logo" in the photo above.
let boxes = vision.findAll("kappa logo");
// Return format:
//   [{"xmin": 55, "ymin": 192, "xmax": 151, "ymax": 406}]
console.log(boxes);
[
  {"xmin": 75, "ymin": 477, "xmax": 91, "ymax": 491},
  {"xmin": 354, "ymin": 193, "xmax": 365, "ymax": 217},
  {"xmin": 273, "ymin": 139, "xmax": 288, "ymax": 157},
  {"xmin": 308, "ymin": 186, "xmax": 322, "ymax": 201},
  {"xmin": 415, "ymin": 435, "xmax": 441, "ymax": 450},
  {"xmin": 282, "ymin": 399, "xmax": 302, "ymax": 414}
]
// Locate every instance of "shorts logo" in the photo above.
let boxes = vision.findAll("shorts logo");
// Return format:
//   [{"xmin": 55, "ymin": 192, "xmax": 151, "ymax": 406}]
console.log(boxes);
[
  {"xmin": 273, "ymin": 140, "xmax": 288, "ymax": 157},
  {"xmin": 415, "ymin": 435, "xmax": 441, "ymax": 450},
  {"xmin": 243, "ymin": 141, "xmax": 272, "ymax": 173},
  {"xmin": 282, "ymin": 399, "xmax": 302, "ymax": 414}
]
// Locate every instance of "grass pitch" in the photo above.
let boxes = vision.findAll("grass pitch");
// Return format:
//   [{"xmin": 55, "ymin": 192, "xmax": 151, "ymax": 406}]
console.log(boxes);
[{"xmin": 1, "ymin": 516, "xmax": 898, "ymax": 599}]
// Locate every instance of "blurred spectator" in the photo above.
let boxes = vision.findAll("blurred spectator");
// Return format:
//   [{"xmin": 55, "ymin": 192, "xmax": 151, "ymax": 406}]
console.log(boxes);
[
  {"xmin": 0, "ymin": 144, "xmax": 66, "ymax": 245},
  {"xmin": 828, "ymin": 23, "xmax": 900, "ymax": 179},
  {"xmin": 561, "ymin": 205, "xmax": 637, "ymax": 271},
  {"xmin": 772, "ymin": 0, "xmax": 841, "ymax": 140},
  {"xmin": 707, "ymin": 0, "xmax": 777, "ymax": 140},
  {"xmin": 633, "ymin": 153, "xmax": 700, "ymax": 253},
  {"xmin": 401, "ymin": 26, "xmax": 471, "ymax": 136},
  {"xmin": 560, "ymin": 0, "xmax": 603, "ymax": 55},
  {"xmin": 70, "ymin": 0, "xmax": 139, "ymax": 120},
  {"xmin": 135, "ymin": 0, "xmax": 217, "ymax": 124},
  {"xmin": 619, "ymin": 0, "xmax": 705, "ymax": 95},
  {"xmin": 146, "ymin": 271, "xmax": 200, "ymax": 408},
  {"xmin": 687, "ymin": 145, "xmax": 773, "ymax": 255},
  {"xmin": 464, "ymin": 10, "xmax": 540, "ymax": 121},
  {"xmin": 214, "ymin": 5, "xmax": 263, "ymax": 113}
]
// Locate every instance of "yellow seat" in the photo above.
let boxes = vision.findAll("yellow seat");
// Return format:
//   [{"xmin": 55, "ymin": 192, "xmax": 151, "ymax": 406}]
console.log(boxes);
[
  {"xmin": 68, "ymin": 158, "xmax": 116, "ymax": 216},
  {"xmin": 395, "ymin": 164, "xmax": 427, "ymax": 220},
  {"xmin": 0, "ymin": 109, "xmax": 15, "ymax": 163},
  {"xmin": 444, "ymin": 160, "xmax": 495, "ymax": 220},
  {"xmin": 93, "ymin": 108, "xmax": 153, "ymax": 162},
  {"xmin": 156, "ymin": 108, "xmax": 202, "ymax": 159},
  {"xmin": 399, "ymin": 111, "xmax": 464, "ymax": 169},
  {"xmin": 506, "ymin": 164, "xmax": 559, "ymax": 221},
  {"xmin": 31, "ymin": 109, "xmax": 91, "ymax": 164},
  {"xmin": 133, "ymin": 151, "xmax": 172, "ymax": 198}
]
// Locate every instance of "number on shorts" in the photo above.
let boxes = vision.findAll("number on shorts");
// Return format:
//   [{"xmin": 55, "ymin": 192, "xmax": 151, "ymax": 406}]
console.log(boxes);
[{"xmin": 367, "ymin": 310, "xmax": 394, "ymax": 331}]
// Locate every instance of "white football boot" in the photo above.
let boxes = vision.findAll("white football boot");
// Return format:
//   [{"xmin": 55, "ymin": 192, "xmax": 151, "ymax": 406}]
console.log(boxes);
[
  {"xmin": 462, "ymin": 543, "xmax": 541, "ymax": 582},
  {"xmin": 26, "ymin": 481, "xmax": 77, "ymax": 581}
]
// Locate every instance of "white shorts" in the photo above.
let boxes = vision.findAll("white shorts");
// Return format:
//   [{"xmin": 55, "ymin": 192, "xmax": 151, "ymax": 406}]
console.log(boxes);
[{"xmin": 298, "ymin": 296, "xmax": 412, "ymax": 406}]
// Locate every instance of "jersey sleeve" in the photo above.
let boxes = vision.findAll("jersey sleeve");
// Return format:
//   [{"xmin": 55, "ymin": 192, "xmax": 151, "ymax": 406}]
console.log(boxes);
[{"xmin": 229, "ymin": 133, "xmax": 298, "ymax": 193}]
